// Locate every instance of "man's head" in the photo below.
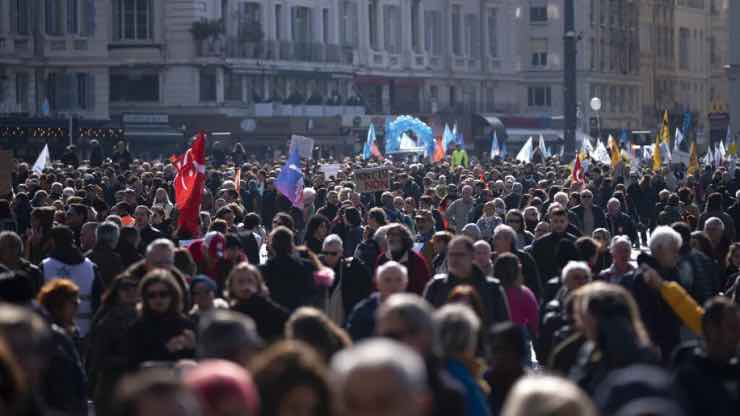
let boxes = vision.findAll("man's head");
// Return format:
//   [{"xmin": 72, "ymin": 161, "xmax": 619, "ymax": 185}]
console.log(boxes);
[
  {"xmin": 134, "ymin": 205, "xmax": 151, "ymax": 229},
  {"xmin": 114, "ymin": 369, "xmax": 201, "ymax": 416},
  {"xmin": 580, "ymin": 190, "xmax": 594, "ymax": 208},
  {"xmin": 461, "ymin": 185, "xmax": 473, "ymax": 202},
  {"xmin": 145, "ymin": 239, "xmax": 176, "ymax": 269},
  {"xmin": 327, "ymin": 191, "xmax": 339, "ymax": 206},
  {"xmin": 492, "ymin": 224, "xmax": 516, "ymax": 254},
  {"xmin": 0, "ymin": 231, "xmax": 23, "ymax": 266},
  {"xmin": 703, "ymin": 217, "xmax": 725, "ymax": 245},
  {"xmin": 414, "ymin": 210, "xmax": 435, "ymax": 234},
  {"xmin": 549, "ymin": 207, "xmax": 569, "ymax": 234},
  {"xmin": 561, "ymin": 261, "xmax": 592, "ymax": 291},
  {"xmin": 376, "ymin": 261, "xmax": 408, "ymax": 300},
  {"xmin": 606, "ymin": 198, "xmax": 621, "ymax": 216},
  {"xmin": 376, "ymin": 293, "xmax": 435, "ymax": 354},
  {"xmin": 447, "ymin": 236, "xmax": 475, "ymax": 278},
  {"xmin": 197, "ymin": 309, "xmax": 263, "ymax": 364},
  {"xmin": 331, "ymin": 338, "xmax": 429, "ymax": 416},
  {"xmin": 322, "ymin": 234, "xmax": 344, "ymax": 268},
  {"xmin": 610, "ymin": 236, "xmax": 632, "ymax": 266},
  {"xmin": 649, "ymin": 226, "xmax": 682, "ymax": 270},
  {"xmin": 50, "ymin": 225, "xmax": 76, "ymax": 250},
  {"xmin": 269, "ymin": 226, "xmax": 294, "ymax": 256},
  {"xmin": 534, "ymin": 221, "xmax": 550, "ymax": 239},
  {"xmin": 66, "ymin": 203, "xmax": 88, "ymax": 228},
  {"xmin": 702, "ymin": 297, "xmax": 740, "ymax": 362},
  {"xmin": 473, "ymin": 241, "xmax": 492, "ymax": 271},
  {"xmin": 80, "ymin": 221, "xmax": 98, "ymax": 252}
]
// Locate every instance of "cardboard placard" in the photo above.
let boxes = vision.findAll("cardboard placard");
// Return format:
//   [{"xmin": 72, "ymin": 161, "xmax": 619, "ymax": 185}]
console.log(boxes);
[
  {"xmin": 0, "ymin": 151, "xmax": 13, "ymax": 196},
  {"xmin": 354, "ymin": 167, "xmax": 390, "ymax": 193},
  {"xmin": 289, "ymin": 135, "xmax": 315, "ymax": 159},
  {"xmin": 320, "ymin": 163, "xmax": 342, "ymax": 180}
]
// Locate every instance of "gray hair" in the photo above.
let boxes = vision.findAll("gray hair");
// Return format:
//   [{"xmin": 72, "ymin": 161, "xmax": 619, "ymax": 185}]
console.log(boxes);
[
  {"xmin": 302, "ymin": 187, "xmax": 316, "ymax": 201},
  {"xmin": 376, "ymin": 261, "xmax": 408, "ymax": 284},
  {"xmin": 96, "ymin": 221, "xmax": 120, "ymax": 249},
  {"xmin": 501, "ymin": 374, "xmax": 598, "ymax": 416},
  {"xmin": 561, "ymin": 261, "xmax": 592, "ymax": 285},
  {"xmin": 331, "ymin": 338, "xmax": 428, "ymax": 394},
  {"xmin": 433, "ymin": 303, "xmax": 480, "ymax": 358},
  {"xmin": 494, "ymin": 224, "xmax": 517, "ymax": 242},
  {"xmin": 377, "ymin": 293, "xmax": 434, "ymax": 336},
  {"xmin": 523, "ymin": 206, "xmax": 539, "ymax": 220},
  {"xmin": 704, "ymin": 217, "xmax": 725, "ymax": 231},
  {"xmin": 146, "ymin": 238, "xmax": 176, "ymax": 259},
  {"xmin": 648, "ymin": 226, "xmax": 682, "ymax": 253},
  {"xmin": 461, "ymin": 223, "xmax": 482, "ymax": 241},
  {"xmin": 373, "ymin": 224, "xmax": 395, "ymax": 247},
  {"xmin": 607, "ymin": 197, "xmax": 621, "ymax": 208},
  {"xmin": 610, "ymin": 235, "xmax": 632, "ymax": 251},
  {"xmin": 197, "ymin": 310, "xmax": 263, "ymax": 361},
  {"xmin": 322, "ymin": 233, "xmax": 344, "ymax": 250}
]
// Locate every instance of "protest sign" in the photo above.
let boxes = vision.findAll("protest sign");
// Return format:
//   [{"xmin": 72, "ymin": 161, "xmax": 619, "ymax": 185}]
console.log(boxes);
[
  {"xmin": 354, "ymin": 167, "xmax": 390, "ymax": 193},
  {"xmin": 289, "ymin": 135, "xmax": 315, "ymax": 159},
  {"xmin": 320, "ymin": 163, "xmax": 341, "ymax": 180}
]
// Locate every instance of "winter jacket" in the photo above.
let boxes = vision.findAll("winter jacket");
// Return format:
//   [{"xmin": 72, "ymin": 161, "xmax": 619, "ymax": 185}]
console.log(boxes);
[
  {"xmin": 674, "ymin": 348, "xmax": 740, "ymax": 416},
  {"xmin": 345, "ymin": 293, "xmax": 380, "ymax": 341},
  {"xmin": 259, "ymin": 254, "xmax": 318, "ymax": 311},
  {"xmin": 126, "ymin": 313, "xmax": 196, "ymax": 370},
  {"xmin": 86, "ymin": 243, "xmax": 124, "ymax": 288},
  {"xmin": 445, "ymin": 197, "xmax": 475, "ymax": 232},
  {"xmin": 328, "ymin": 257, "xmax": 373, "ymax": 321},
  {"xmin": 232, "ymin": 295, "xmax": 289, "ymax": 341},
  {"xmin": 42, "ymin": 325, "xmax": 87, "ymax": 416},
  {"xmin": 530, "ymin": 231, "xmax": 578, "ymax": 282}
]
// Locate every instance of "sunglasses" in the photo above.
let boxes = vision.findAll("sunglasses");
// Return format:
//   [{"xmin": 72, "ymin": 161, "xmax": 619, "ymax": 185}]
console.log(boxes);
[
  {"xmin": 145, "ymin": 290, "xmax": 171, "ymax": 300},
  {"xmin": 322, "ymin": 251, "xmax": 340, "ymax": 256},
  {"xmin": 507, "ymin": 218, "xmax": 522, "ymax": 224}
]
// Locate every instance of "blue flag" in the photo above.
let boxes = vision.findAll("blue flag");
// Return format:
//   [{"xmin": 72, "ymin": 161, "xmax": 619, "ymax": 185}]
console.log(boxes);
[
  {"xmin": 442, "ymin": 124, "xmax": 455, "ymax": 152},
  {"xmin": 682, "ymin": 112, "xmax": 692, "ymax": 136},
  {"xmin": 490, "ymin": 132, "xmax": 500, "ymax": 159},
  {"xmin": 385, "ymin": 117, "xmax": 400, "ymax": 154},
  {"xmin": 619, "ymin": 129, "xmax": 629, "ymax": 147},
  {"xmin": 363, "ymin": 123, "xmax": 377, "ymax": 160},
  {"xmin": 275, "ymin": 149, "xmax": 304, "ymax": 209}
]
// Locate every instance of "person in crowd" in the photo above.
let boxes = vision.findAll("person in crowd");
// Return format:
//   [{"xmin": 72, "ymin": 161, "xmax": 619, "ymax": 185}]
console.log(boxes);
[
  {"xmin": 345, "ymin": 261, "xmax": 408, "ymax": 341},
  {"xmin": 597, "ymin": 235, "xmax": 634, "ymax": 284},
  {"xmin": 494, "ymin": 253, "xmax": 539, "ymax": 365},
  {"xmin": 377, "ymin": 223, "xmax": 431, "ymax": 295},
  {"xmin": 331, "ymin": 338, "xmax": 433, "ymax": 416},
  {"xmin": 87, "ymin": 276, "xmax": 139, "ymax": 416},
  {"xmin": 477, "ymin": 201, "xmax": 503, "ymax": 242},
  {"xmin": 196, "ymin": 309, "xmax": 263, "ymax": 366},
  {"xmin": 430, "ymin": 230, "xmax": 453, "ymax": 275},
  {"xmin": 285, "ymin": 307, "xmax": 352, "ymax": 362},
  {"xmin": 505, "ymin": 209, "xmax": 535, "ymax": 249},
  {"xmin": 415, "ymin": 209, "xmax": 437, "ymax": 269},
  {"xmin": 473, "ymin": 240, "xmax": 493, "ymax": 277},
  {"xmin": 353, "ymin": 207, "xmax": 387, "ymax": 272},
  {"xmin": 569, "ymin": 189, "xmax": 606, "ymax": 237},
  {"xmin": 259, "ymin": 226, "xmax": 318, "ymax": 311},
  {"xmin": 36, "ymin": 279, "xmax": 88, "ymax": 415},
  {"xmin": 485, "ymin": 322, "xmax": 530, "ymax": 415},
  {"xmin": 42, "ymin": 225, "xmax": 102, "ymax": 337},
  {"xmin": 117, "ymin": 226, "xmax": 143, "ymax": 268},
  {"xmin": 227, "ymin": 262, "xmax": 288, "ymax": 341},
  {"xmin": 725, "ymin": 242, "xmax": 740, "ymax": 292},
  {"xmin": 500, "ymin": 374, "xmax": 598, "ymax": 416},
  {"xmin": 674, "ymin": 297, "xmax": 740, "ymax": 416},
  {"xmin": 237, "ymin": 212, "xmax": 264, "ymax": 265},
  {"xmin": 698, "ymin": 192, "xmax": 736, "ymax": 243},
  {"xmin": 0, "ymin": 230, "xmax": 44, "ymax": 295},
  {"xmin": 424, "ymin": 235, "xmax": 510, "ymax": 326},
  {"xmin": 672, "ymin": 221, "xmax": 721, "ymax": 304},
  {"xmin": 530, "ymin": 207, "xmax": 577, "ymax": 282},
  {"xmin": 113, "ymin": 369, "xmax": 201, "ymax": 416},
  {"xmin": 492, "ymin": 225, "xmax": 542, "ymax": 301},
  {"xmin": 304, "ymin": 214, "xmax": 330, "ymax": 256},
  {"xmin": 343, "ymin": 207, "xmax": 364, "ymax": 258},
  {"xmin": 446, "ymin": 185, "xmax": 475, "ymax": 232},
  {"xmin": 189, "ymin": 275, "xmax": 228, "ymax": 327},
  {"xmin": 704, "ymin": 217, "xmax": 731, "ymax": 270},
  {"xmin": 122, "ymin": 239, "xmax": 189, "ymax": 307},
  {"xmin": 80, "ymin": 221, "xmax": 98, "ymax": 253},
  {"xmin": 86, "ymin": 221, "xmax": 124, "ymax": 288},
  {"xmin": 251, "ymin": 340, "xmax": 332, "ymax": 416},
  {"xmin": 126, "ymin": 269, "xmax": 196, "ymax": 370},
  {"xmin": 319, "ymin": 234, "xmax": 372, "ymax": 326}
]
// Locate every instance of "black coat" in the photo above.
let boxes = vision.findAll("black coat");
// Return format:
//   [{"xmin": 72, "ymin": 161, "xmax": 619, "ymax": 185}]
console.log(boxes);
[
  {"xmin": 42, "ymin": 325, "xmax": 87, "ymax": 416},
  {"xmin": 605, "ymin": 212, "xmax": 638, "ymax": 243},
  {"xmin": 329, "ymin": 257, "xmax": 373, "ymax": 317},
  {"xmin": 232, "ymin": 295, "xmax": 289, "ymax": 341},
  {"xmin": 126, "ymin": 313, "xmax": 195, "ymax": 370},
  {"xmin": 87, "ymin": 244, "xmax": 124, "ymax": 288},
  {"xmin": 259, "ymin": 254, "xmax": 318, "ymax": 311},
  {"xmin": 674, "ymin": 348, "xmax": 740, "ymax": 416},
  {"xmin": 530, "ymin": 232, "xmax": 577, "ymax": 282},
  {"xmin": 569, "ymin": 205, "xmax": 607, "ymax": 232}
]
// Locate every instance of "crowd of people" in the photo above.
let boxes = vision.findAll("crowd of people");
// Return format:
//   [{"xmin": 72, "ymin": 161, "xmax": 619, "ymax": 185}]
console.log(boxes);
[{"xmin": 0, "ymin": 138, "xmax": 738, "ymax": 416}]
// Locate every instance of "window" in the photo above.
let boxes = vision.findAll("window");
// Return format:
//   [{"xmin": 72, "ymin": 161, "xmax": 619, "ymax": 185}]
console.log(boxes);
[
  {"xmin": 110, "ymin": 70, "xmax": 159, "ymax": 102},
  {"xmin": 411, "ymin": 0, "xmax": 421, "ymax": 53},
  {"xmin": 15, "ymin": 72, "xmax": 29, "ymax": 111},
  {"xmin": 487, "ymin": 9, "xmax": 498, "ymax": 57},
  {"xmin": 590, "ymin": 38, "xmax": 595, "ymax": 69},
  {"xmin": 113, "ymin": 0, "xmax": 153, "ymax": 41},
  {"xmin": 450, "ymin": 86, "xmax": 457, "ymax": 107},
  {"xmin": 46, "ymin": 0, "xmax": 64, "ymax": 35},
  {"xmin": 369, "ymin": 0, "xmax": 378, "ymax": 50},
  {"xmin": 67, "ymin": 0, "xmax": 79, "ymax": 34},
  {"xmin": 383, "ymin": 5, "xmax": 401, "ymax": 53},
  {"xmin": 530, "ymin": 6, "xmax": 547, "ymax": 23},
  {"xmin": 340, "ymin": 1, "xmax": 358, "ymax": 47},
  {"xmin": 528, "ymin": 86, "xmax": 551, "ymax": 107},
  {"xmin": 679, "ymin": 28, "xmax": 689, "ymax": 70},
  {"xmin": 275, "ymin": 4, "xmax": 282, "ymax": 40},
  {"xmin": 424, "ymin": 11, "xmax": 442, "ymax": 55},
  {"xmin": 430, "ymin": 85, "xmax": 438, "ymax": 100},
  {"xmin": 76, "ymin": 73, "xmax": 95, "ymax": 110},
  {"xmin": 530, "ymin": 38, "xmax": 548, "ymax": 67},
  {"xmin": 292, "ymin": 6, "xmax": 313, "ymax": 43},
  {"xmin": 224, "ymin": 70, "xmax": 242, "ymax": 102},
  {"xmin": 46, "ymin": 72, "xmax": 94, "ymax": 110},
  {"xmin": 452, "ymin": 5, "xmax": 462, "ymax": 56},
  {"xmin": 199, "ymin": 68, "xmax": 218, "ymax": 102},
  {"xmin": 10, "ymin": 0, "xmax": 31, "ymax": 34},
  {"xmin": 322, "ymin": 9, "xmax": 329, "ymax": 44},
  {"xmin": 464, "ymin": 14, "xmax": 480, "ymax": 58},
  {"xmin": 709, "ymin": 36, "xmax": 717, "ymax": 65},
  {"xmin": 486, "ymin": 87, "xmax": 495, "ymax": 112},
  {"xmin": 238, "ymin": 2, "xmax": 261, "ymax": 41}
]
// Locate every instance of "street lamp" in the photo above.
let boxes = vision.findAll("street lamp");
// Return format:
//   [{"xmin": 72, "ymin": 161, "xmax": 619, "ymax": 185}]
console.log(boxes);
[{"xmin": 590, "ymin": 97, "xmax": 602, "ymax": 140}]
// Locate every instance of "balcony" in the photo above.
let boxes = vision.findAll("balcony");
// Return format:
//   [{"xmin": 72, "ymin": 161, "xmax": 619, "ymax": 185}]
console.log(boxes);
[
  {"xmin": 0, "ymin": 36, "xmax": 32, "ymax": 58},
  {"xmin": 253, "ymin": 102, "xmax": 365, "ymax": 117},
  {"xmin": 198, "ymin": 38, "xmax": 356, "ymax": 65}
]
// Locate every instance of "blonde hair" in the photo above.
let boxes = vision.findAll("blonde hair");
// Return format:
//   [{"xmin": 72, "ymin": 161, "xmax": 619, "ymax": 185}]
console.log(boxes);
[
  {"xmin": 501, "ymin": 374, "xmax": 598, "ymax": 416},
  {"xmin": 573, "ymin": 281, "xmax": 650, "ymax": 346},
  {"xmin": 225, "ymin": 262, "xmax": 268, "ymax": 302}
]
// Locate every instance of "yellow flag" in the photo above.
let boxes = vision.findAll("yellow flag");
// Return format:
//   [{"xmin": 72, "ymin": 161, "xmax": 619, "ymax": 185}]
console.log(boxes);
[
  {"xmin": 652, "ymin": 131, "xmax": 662, "ymax": 172},
  {"xmin": 729, "ymin": 142, "xmax": 737, "ymax": 156},
  {"xmin": 608, "ymin": 135, "xmax": 620, "ymax": 169},
  {"xmin": 662, "ymin": 110, "xmax": 670, "ymax": 144},
  {"xmin": 688, "ymin": 142, "xmax": 699, "ymax": 175}
]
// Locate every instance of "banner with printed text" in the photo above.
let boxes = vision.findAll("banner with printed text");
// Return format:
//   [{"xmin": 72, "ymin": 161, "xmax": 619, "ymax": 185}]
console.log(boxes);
[{"xmin": 354, "ymin": 167, "xmax": 390, "ymax": 193}]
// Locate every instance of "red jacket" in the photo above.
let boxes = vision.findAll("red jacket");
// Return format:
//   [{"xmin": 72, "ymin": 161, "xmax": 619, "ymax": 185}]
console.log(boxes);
[{"xmin": 376, "ymin": 249, "xmax": 432, "ymax": 295}]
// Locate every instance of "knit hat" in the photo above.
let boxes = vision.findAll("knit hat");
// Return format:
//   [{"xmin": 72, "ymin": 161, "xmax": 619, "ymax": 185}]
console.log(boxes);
[{"xmin": 191, "ymin": 275, "xmax": 217, "ymax": 296}]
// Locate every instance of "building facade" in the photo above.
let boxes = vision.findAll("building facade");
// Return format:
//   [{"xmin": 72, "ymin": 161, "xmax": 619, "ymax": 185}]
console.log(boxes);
[{"xmin": 0, "ymin": 0, "xmax": 731, "ymax": 154}]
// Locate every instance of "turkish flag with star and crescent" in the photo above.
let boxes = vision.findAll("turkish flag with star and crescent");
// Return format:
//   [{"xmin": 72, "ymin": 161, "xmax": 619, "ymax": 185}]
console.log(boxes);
[{"xmin": 172, "ymin": 131, "xmax": 206, "ymax": 236}]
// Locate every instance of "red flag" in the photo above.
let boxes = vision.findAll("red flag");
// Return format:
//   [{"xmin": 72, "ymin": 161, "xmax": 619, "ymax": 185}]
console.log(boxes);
[
  {"xmin": 571, "ymin": 154, "xmax": 584, "ymax": 184},
  {"xmin": 174, "ymin": 132, "xmax": 206, "ymax": 236},
  {"xmin": 234, "ymin": 167, "xmax": 242, "ymax": 193},
  {"xmin": 433, "ymin": 137, "xmax": 445, "ymax": 162},
  {"xmin": 438, "ymin": 196, "xmax": 450, "ymax": 230}
]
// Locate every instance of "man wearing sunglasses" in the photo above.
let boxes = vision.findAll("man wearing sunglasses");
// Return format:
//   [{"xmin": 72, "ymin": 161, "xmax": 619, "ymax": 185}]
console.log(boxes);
[
  {"xmin": 320, "ymin": 234, "xmax": 371, "ymax": 326},
  {"xmin": 569, "ymin": 190, "xmax": 606, "ymax": 237}
]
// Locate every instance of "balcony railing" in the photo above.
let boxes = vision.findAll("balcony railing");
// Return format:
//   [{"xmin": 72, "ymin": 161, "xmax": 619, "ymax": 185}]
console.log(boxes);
[{"xmin": 199, "ymin": 38, "xmax": 356, "ymax": 65}]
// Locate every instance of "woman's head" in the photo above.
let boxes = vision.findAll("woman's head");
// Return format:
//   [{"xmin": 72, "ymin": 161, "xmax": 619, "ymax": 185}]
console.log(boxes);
[
  {"xmin": 251, "ymin": 341, "xmax": 331, "ymax": 416},
  {"xmin": 139, "ymin": 270, "xmax": 183, "ymax": 317},
  {"xmin": 573, "ymin": 282, "xmax": 649, "ymax": 346},
  {"xmin": 727, "ymin": 243, "xmax": 740, "ymax": 269},
  {"xmin": 493, "ymin": 253, "xmax": 522, "ymax": 288},
  {"xmin": 386, "ymin": 224, "xmax": 413, "ymax": 255},
  {"xmin": 226, "ymin": 262, "xmax": 267, "ymax": 303},
  {"xmin": 285, "ymin": 307, "xmax": 352, "ymax": 362},
  {"xmin": 434, "ymin": 303, "xmax": 480, "ymax": 360},
  {"xmin": 101, "ymin": 276, "xmax": 139, "ymax": 309},
  {"xmin": 306, "ymin": 215, "xmax": 330, "ymax": 241},
  {"xmin": 37, "ymin": 279, "xmax": 79, "ymax": 327},
  {"xmin": 505, "ymin": 210, "xmax": 524, "ymax": 232}
]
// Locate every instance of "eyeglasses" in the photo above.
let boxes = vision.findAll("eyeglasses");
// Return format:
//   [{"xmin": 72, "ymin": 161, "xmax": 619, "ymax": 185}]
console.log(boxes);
[
  {"xmin": 322, "ymin": 251, "xmax": 340, "ymax": 256},
  {"xmin": 145, "ymin": 290, "xmax": 171, "ymax": 300}
]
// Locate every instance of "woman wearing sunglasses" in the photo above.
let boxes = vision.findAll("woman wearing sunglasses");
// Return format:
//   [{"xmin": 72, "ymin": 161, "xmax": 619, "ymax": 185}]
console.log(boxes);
[{"xmin": 126, "ymin": 269, "xmax": 196, "ymax": 370}]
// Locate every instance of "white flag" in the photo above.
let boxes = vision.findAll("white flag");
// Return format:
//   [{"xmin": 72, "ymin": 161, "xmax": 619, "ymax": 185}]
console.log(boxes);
[
  {"xmin": 674, "ymin": 128, "xmax": 684, "ymax": 151},
  {"xmin": 490, "ymin": 132, "xmax": 500, "ymax": 159},
  {"xmin": 516, "ymin": 137, "xmax": 533, "ymax": 163},
  {"xmin": 592, "ymin": 140, "xmax": 611, "ymax": 165},
  {"xmin": 32, "ymin": 145, "xmax": 50, "ymax": 174},
  {"xmin": 538, "ymin": 135, "xmax": 549, "ymax": 158}
]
